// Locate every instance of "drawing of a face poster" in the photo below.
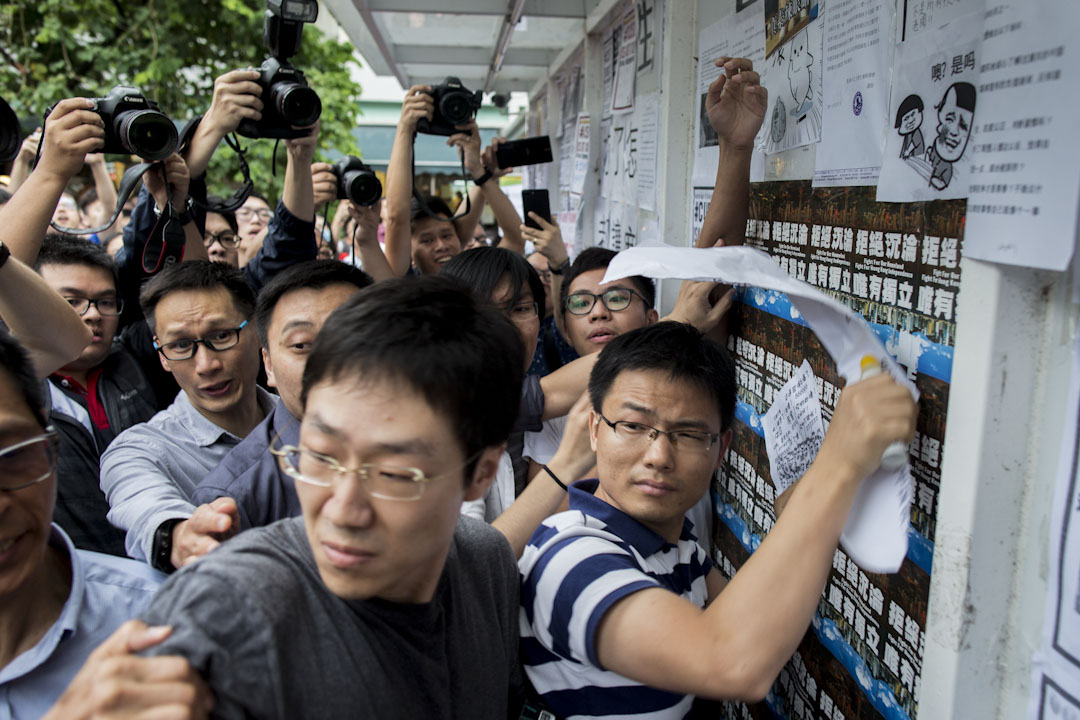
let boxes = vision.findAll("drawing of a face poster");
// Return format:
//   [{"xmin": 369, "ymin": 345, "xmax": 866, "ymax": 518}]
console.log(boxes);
[
  {"xmin": 877, "ymin": 6, "xmax": 983, "ymax": 202},
  {"xmin": 756, "ymin": 1, "xmax": 824, "ymax": 155}
]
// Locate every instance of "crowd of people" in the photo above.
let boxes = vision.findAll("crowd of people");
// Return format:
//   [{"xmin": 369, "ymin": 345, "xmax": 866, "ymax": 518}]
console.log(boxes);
[{"xmin": 0, "ymin": 54, "xmax": 917, "ymax": 719}]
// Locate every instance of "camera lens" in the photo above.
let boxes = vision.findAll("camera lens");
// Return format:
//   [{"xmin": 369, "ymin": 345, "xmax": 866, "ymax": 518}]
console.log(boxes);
[
  {"xmin": 116, "ymin": 110, "xmax": 178, "ymax": 161},
  {"xmin": 440, "ymin": 92, "xmax": 473, "ymax": 126},
  {"xmin": 273, "ymin": 82, "xmax": 322, "ymax": 128},
  {"xmin": 0, "ymin": 97, "xmax": 21, "ymax": 165},
  {"xmin": 342, "ymin": 169, "xmax": 382, "ymax": 206}
]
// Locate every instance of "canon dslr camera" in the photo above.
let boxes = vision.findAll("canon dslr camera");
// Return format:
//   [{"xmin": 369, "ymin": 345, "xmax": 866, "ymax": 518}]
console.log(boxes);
[
  {"xmin": 0, "ymin": 96, "xmax": 20, "ymax": 165},
  {"xmin": 333, "ymin": 156, "xmax": 382, "ymax": 206},
  {"xmin": 237, "ymin": 0, "xmax": 321, "ymax": 140},
  {"xmin": 417, "ymin": 77, "xmax": 483, "ymax": 137},
  {"xmin": 45, "ymin": 86, "xmax": 178, "ymax": 162}
]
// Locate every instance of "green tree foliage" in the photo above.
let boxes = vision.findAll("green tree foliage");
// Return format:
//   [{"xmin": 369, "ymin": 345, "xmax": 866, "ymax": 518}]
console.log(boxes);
[{"xmin": 0, "ymin": 0, "xmax": 362, "ymax": 199}]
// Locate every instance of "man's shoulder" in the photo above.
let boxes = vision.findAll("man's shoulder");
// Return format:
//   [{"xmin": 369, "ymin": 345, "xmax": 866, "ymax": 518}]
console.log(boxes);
[
  {"xmin": 78, "ymin": 548, "xmax": 164, "ymax": 598},
  {"xmin": 453, "ymin": 514, "xmax": 515, "ymax": 565}
]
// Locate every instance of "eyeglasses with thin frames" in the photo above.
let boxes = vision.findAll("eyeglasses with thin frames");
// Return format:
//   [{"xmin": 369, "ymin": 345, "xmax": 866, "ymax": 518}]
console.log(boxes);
[
  {"xmin": 153, "ymin": 320, "xmax": 249, "ymax": 361},
  {"xmin": 598, "ymin": 413, "xmax": 720, "ymax": 452},
  {"xmin": 236, "ymin": 207, "xmax": 272, "ymax": 221},
  {"xmin": 0, "ymin": 428, "xmax": 60, "ymax": 491},
  {"xmin": 64, "ymin": 296, "xmax": 124, "ymax": 317}
]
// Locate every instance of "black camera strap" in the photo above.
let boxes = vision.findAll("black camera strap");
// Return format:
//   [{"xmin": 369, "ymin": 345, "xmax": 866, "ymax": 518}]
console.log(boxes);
[
  {"xmin": 410, "ymin": 130, "xmax": 473, "ymax": 221},
  {"xmin": 176, "ymin": 116, "xmax": 254, "ymax": 214}
]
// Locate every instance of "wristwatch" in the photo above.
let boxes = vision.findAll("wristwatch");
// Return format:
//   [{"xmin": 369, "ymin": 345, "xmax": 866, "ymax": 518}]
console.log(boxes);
[
  {"xmin": 150, "ymin": 518, "xmax": 185, "ymax": 574},
  {"xmin": 154, "ymin": 196, "xmax": 196, "ymax": 225},
  {"xmin": 0, "ymin": 239, "xmax": 9, "ymax": 270},
  {"xmin": 472, "ymin": 169, "xmax": 494, "ymax": 186},
  {"xmin": 548, "ymin": 259, "xmax": 570, "ymax": 276}
]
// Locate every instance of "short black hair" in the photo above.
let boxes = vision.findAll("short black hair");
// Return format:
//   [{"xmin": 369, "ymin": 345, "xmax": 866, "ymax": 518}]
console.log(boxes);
[
  {"xmin": 410, "ymin": 195, "xmax": 453, "ymax": 226},
  {"xmin": 0, "ymin": 328, "xmax": 48, "ymax": 429},
  {"xmin": 78, "ymin": 187, "xmax": 99, "ymax": 213},
  {"xmin": 589, "ymin": 322, "xmax": 736, "ymax": 433},
  {"xmin": 254, "ymin": 260, "xmax": 372, "ymax": 349},
  {"xmin": 206, "ymin": 195, "xmax": 238, "ymax": 234},
  {"xmin": 938, "ymin": 82, "xmax": 976, "ymax": 114},
  {"xmin": 139, "ymin": 261, "xmax": 255, "ymax": 332},
  {"xmin": 562, "ymin": 247, "xmax": 656, "ymax": 313},
  {"xmin": 302, "ymin": 276, "xmax": 525, "ymax": 477},
  {"xmin": 440, "ymin": 246, "xmax": 545, "ymax": 314},
  {"xmin": 895, "ymin": 94, "xmax": 924, "ymax": 128},
  {"xmin": 35, "ymin": 233, "xmax": 119, "ymax": 290}
]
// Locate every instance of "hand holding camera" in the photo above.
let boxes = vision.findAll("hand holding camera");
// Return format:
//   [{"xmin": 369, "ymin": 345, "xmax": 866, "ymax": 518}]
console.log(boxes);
[
  {"xmin": 311, "ymin": 162, "xmax": 338, "ymax": 209},
  {"xmin": 400, "ymin": 85, "xmax": 435, "ymax": 136},
  {"xmin": 203, "ymin": 69, "xmax": 264, "ymax": 139},
  {"xmin": 447, "ymin": 120, "xmax": 484, "ymax": 178},
  {"xmin": 481, "ymin": 137, "xmax": 514, "ymax": 180},
  {"xmin": 332, "ymin": 156, "xmax": 382, "ymax": 207},
  {"xmin": 416, "ymin": 77, "xmax": 482, "ymax": 137},
  {"xmin": 143, "ymin": 154, "xmax": 191, "ymax": 215},
  {"xmin": 38, "ymin": 99, "xmax": 106, "ymax": 184},
  {"xmin": 346, "ymin": 201, "xmax": 380, "ymax": 246}
]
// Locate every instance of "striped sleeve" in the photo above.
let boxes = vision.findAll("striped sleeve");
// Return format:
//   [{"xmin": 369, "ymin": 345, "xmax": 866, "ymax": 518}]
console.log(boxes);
[{"xmin": 522, "ymin": 532, "xmax": 660, "ymax": 668}]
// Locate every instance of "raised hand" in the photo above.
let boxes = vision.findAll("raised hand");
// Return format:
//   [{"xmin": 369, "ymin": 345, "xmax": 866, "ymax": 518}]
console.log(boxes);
[{"xmin": 705, "ymin": 57, "xmax": 768, "ymax": 150}]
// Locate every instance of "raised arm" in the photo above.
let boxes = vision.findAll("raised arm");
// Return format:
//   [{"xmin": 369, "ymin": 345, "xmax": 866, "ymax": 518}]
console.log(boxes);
[
  {"xmin": 1, "ymin": 99, "xmax": 104, "ymax": 265},
  {"xmin": 521, "ymin": 213, "xmax": 569, "ymax": 326},
  {"xmin": 84, "ymin": 152, "xmax": 118, "ymax": 231},
  {"xmin": 591, "ymin": 375, "xmax": 917, "ymax": 701},
  {"xmin": 695, "ymin": 57, "xmax": 767, "ymax": 249},
  {"xmin": 538, "ymin": 352, "xmax": 598, "ymax": 421},
  {"xmin": 473, "ymin": 136, "xmax": 527, "ymax": 255},
  {"xmin": 385, "ymin": 86, "xmax": 433, "ymax": 276},
  {"xmin": 281, "ymin": 121, "xmax": 318, "ymax": 222},
  {"xmin": 346, "ymin": 201, "xmax": 394, "ymax": 282},
  {"xmin": 142, "ymin": 154, "xmax": 207, "ymax": 263},
  {"xmin": 0, "ymin": 253, "xmax": 93, "ymax": 378},
  {"xmin": 182, "ymin": 69, "xmax": 264, "ymax": 180}
]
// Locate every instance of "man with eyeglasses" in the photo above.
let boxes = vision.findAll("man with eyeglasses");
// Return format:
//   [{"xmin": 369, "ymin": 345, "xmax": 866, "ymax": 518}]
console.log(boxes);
[
  {"xmin": 0, "ymin": 328, "xmax": 214, "ymax": 718},
  {"xmin": 134, "ymin": 277, "xmax": 527, "ymax": 717},
  {"xmin": 100, "ymin": 261, "xmax": 275, "ymax": 572},
  {"xmin": 519, "ymin": 322, "xmax": 918, "ymax": 718}
]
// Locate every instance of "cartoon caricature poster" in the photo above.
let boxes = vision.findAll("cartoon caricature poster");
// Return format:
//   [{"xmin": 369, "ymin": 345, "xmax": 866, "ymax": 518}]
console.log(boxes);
[
  {"xmin": 756, "ymin": 0, "xmax": 824, "ymax": 155},
  {"xmin": 877, "ymin": 4, "xmax": 984, "ymax": 202}
]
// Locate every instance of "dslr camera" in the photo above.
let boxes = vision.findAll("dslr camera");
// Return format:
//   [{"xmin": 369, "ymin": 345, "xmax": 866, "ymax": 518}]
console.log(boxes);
[
  {"xmin": 46, "ymin": 86, "xmax": 178, "ymax": 162},
  {"xmin": 237, "ymin": 0, "xmax": 322, "ymax": 140},
  {"xmin": 333, "ymin": 156, "xmax": 382, "ymax": 206},
  {"xmin": 0, "ymin": 96, "xmax": 20, "ymax": 165},
  {"xmin": 417, "ymin": 77, "xmax": 483, "ymax": 137}
]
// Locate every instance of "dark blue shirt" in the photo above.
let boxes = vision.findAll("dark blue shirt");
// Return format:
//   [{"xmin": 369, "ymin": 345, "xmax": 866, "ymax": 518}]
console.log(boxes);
[{"xmin": 190, "ymin": 401, "xmax": 301, "ymax": 531}]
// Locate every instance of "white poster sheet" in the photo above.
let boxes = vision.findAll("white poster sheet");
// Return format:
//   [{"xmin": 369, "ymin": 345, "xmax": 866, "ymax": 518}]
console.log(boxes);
[
  {"xmin": 610, "ymin": 7, "xmax": 638, "ymax": 115},
  {"xmin": 756, "ymin": 5, "xmax": 824, "ymax": 155},
  {"xmin": 813, "ymin": 0, "xmax": 895, "ymax": 187},
  {"xmin": 762, "ymin": 360, "xmax": 827, "ymax": 496},
  {"xmin": 569, "ymin": 114, "xmax": 591, "ymax": 197},
  {"xmin": 594, "ymin": 197, "xmax": 639, "ymax": 252},
  {"xmin": 963, "ymin": 0, "xmax": 1080, "ymax": 272},
  {"xmin": 599, "ymin": 93, "xmax": 661, "ymax": 212},
  {"xmin": 877, "ymin": 2, "xmax": 984, "ymax": 202},
  {"xmin": 692, "ymin": 10, "xmax": 767, "ymax": 187},
  {"xmin": 1029, "ymin": 332, "xmax": 1080, "ymax": 719},
  {"xmin": 603, "ymin": 244, "xmax": 920, "ymax": 573}
]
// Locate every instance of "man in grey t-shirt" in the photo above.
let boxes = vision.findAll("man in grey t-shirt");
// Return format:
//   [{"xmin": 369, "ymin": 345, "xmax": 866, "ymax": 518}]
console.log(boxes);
[{"xmin": 138, "ymin": 276, "xmax": 529, "ymax": 718}]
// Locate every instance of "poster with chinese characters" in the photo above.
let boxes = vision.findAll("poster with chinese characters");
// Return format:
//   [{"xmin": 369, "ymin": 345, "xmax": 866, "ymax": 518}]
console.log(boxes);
[
  {"xmin": 964, "ymin": 0, "xmax": 1080, "ymax": 272},
  {"xmin": 714, "ymin": 182, "xmax": 963, "ymax": 720},
  {"xmin": 594, "ymin": 197, "xmax": 639, "ymax": 252},
  {"xmin": 599, "ymin": 92, "xmax": 660, "ymax": 212},
  {"xmin": 610, "ymin": 6, "xmax": 637, "ymax": 115},
  {"xmin": 812, "ymin": 0, "xmax": 895, "ymax": 187},
  {"xmin": 877, "ymin": 1, "xmax": 984, "ymax": 202},
  {"xmin": 756, "ymin": 4, "xmax": 825, "ymax": 155}
]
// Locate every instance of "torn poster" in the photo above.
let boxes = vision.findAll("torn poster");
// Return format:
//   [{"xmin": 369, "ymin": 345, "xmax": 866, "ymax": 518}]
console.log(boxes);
[{"xmin": 762, "ymin": 360, "xmax": 826, "ymax": 496}]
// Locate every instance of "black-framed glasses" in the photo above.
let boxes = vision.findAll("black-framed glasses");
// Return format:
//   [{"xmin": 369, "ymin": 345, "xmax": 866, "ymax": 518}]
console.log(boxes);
[
  {"xmin": 204, "ymin": 230, "xmax": 240, "ymax": 249},
  {"xmin": 565, "ymin": 287, "xmax": 643, "ymax": 316},
  {"xmin": 64, "ymin": 296, "xmax": 124, "ymax": 317},
  {"xmin": 154, "ymin": 320, "xmax": 248, "ymax": 361},
  {"xmin": 0, "ymin": 428, "xmax": 60, "ymax": 491},
  {"xmin": 236, "ymin": 207, "xmax": 272, "ymax": 221},
  {"xmin": 503, "ymin": 300, "xmax": 539, "ymax": 324},
  {"xmin": 598, "ymin": 413, "xmax": 720, "ymax": 452}
]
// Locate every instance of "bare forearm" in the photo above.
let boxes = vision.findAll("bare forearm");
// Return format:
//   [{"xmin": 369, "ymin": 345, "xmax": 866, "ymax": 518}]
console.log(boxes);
[
  {"xmin": 6, "ymin": 158, "xmax": 32, "ymax": 193},
  {"xmin": 696, "ymin": 142, "xmax": 753, "ymax": 248},
  {"xmin": 181, "ymin": 123, "xmax": 225, "ymax": 180},
  {"xmin": 91, "ymin": 162, "xmax": 118, "ymax": 217},
  {"xmin": 483, "ymin": 182, "xmax": 524, "ymax": 254},
  {"xmin": 183, "ymin": 221, "xmax": 208, "ymax": 262},
  {"xmin": 0, "ymin": 170, "xmax": 70, "ymax": 265},
  {"xmin": 538, "ymin": 354, "xmax": 598, "ymax": 420},
  {"xmin": 453, "ymin": 185, "xmax": 485, "ymax": 244},
  {"xmin": 282, "ymin": 152, "xmax": 315, "ymax": 222},
  {"xmin": 0, "ymin": 256, "xmax": 93, "ymax": 378},
  {"xmin": 356, "ymin": 241, "xmax": 395, "ymax": 283},
  {"xmin": 493, "ymin": 452, "xmax": 588, "ymax": 558},
  {"xmin": 385, "ymin": 128, "xmax": 416, "ymax": 275}
]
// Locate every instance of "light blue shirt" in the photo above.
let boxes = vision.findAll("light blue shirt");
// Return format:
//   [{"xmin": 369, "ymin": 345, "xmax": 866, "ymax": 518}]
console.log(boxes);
[
  {"xmin": 100, "ymin": 388, "xmax": 278, "ymax": 562},
  {"xmin": 0, "ymin": 525, "xmax": 163, "ymax": 719}
]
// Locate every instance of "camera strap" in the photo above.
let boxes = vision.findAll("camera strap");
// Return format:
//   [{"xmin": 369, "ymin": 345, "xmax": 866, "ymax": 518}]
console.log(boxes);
[
  {"xmin": 410, "ymin": 130, "xmax": 473, "ymax": 221},
  {"xmin": 176, "ymin": 116, "xmax": 254, "ymax": 214}
]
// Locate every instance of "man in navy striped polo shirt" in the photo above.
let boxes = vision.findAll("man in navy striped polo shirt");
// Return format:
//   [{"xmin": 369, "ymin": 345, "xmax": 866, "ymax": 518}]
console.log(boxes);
[{"xmin": 520, "ymin": 322, "xmax": 917, "ymax": 718}]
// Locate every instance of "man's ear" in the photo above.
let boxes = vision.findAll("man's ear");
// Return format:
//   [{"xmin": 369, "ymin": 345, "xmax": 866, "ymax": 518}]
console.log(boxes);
[
  {"xmin": 588, "ymin": 409, "xmax": 601, "ymax": 452},
  {"xmin": 464, "ymin": 444, "xmax": 505, "ymax": 502},
  {"xmin": 646, "ymin": 308, "xmax": 660, "ymax": 325},
  {"xmin": 714, "ymin": 428, "xmax": 734, "ymax": 470},
  {"xmin": 155, "ymin": 340, "xmax": 172, "ymax": 374},
  {"xmin": 262, "ymin": 347, "xmax": 277, "ymax": 390}
]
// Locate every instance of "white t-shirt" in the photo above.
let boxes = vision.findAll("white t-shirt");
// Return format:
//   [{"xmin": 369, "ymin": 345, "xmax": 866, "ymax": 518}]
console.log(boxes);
[{"xmin": 460, "ymin": 451, "xmax": 516, "ymax": 522}]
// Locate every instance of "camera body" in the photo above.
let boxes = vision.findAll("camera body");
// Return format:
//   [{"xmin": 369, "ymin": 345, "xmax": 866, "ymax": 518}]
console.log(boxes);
[
  {"xmin": 63, "ymin": 86, "xmax": 178, "ymax": 162},
  {"xmin": 236, "ymin": 57, "xmax": 321, "ymax": 140},
  {"xmin": 333, "ymin": 156, "xmax": 382, "ymax": 206},
  {"xmin": 0, "ymin": 96, "xmax": 20, "ymax": 165},
  {"xmin": 416, "ymin": 77, "xmax": 483, "ymax": 137}
]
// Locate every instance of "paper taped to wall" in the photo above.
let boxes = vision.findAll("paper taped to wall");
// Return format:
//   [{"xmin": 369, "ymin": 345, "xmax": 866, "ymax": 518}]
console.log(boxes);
[{"xmin": 602, "ymin": 244, "xmax": 919, "ymax": 573}]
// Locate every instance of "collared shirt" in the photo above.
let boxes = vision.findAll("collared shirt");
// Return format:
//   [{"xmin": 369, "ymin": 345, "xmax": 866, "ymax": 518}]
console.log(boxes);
[
  {"xmin": 190, "ymin": 401, "xmax": 301, "ymax": 532},
  {"xmin": 51, "ymin": 368, "xmax": 110, "ymax": 430},
  {"xmin": 0, "ymin": 525, "xmax": 162, "ymax": 719},
  {"xmin": 519, "ymin": 479, "xmax": 713, "ymax": 720},
  {"xmin": 100, "ymin": 387, "xmax": 278, "ymax": 563}
]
